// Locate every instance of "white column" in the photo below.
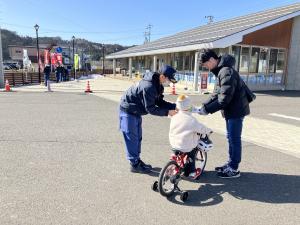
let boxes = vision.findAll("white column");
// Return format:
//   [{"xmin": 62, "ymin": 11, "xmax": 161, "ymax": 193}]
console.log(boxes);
[
  {"xmin": 153, "ymin": 55, "xmax": 157, "ymax": 72},
  {"xmin": 228, "ymin": 46, "xmax": 233, "ymax": 55},
  {"xmin": 0, "ymin": 27, "xmax": 4, "ymax": 88},
  {"xmin": 113, "ymin": 59, "xmax": 116, "ymax": 76},
  {"xmin": 129, "ymin": 57, "xmax": 132, "ymax": 79},
  {"xmin": 193, "ymin": 51, "xmax": 199, "ymax": 92},
  {"xmin": 287, "ymin": 16, "xmax": 300, "ymax": 90},
  {"xmin": 247, "ymin": 46, "xmax": 252, "ymax": 85}
]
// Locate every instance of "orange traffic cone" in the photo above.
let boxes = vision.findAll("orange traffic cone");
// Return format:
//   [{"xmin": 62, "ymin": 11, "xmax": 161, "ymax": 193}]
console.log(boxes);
[
  {"xmin": 85, "ymin": 81, "xmax": 93, "ymax": 93},
  {"xmin": 5, "ymin": 80, "xmax": 11, "ymax": 92},
  {"xmin": 171, "ymin": 83, "xmax": 177, "ymax": 95}
]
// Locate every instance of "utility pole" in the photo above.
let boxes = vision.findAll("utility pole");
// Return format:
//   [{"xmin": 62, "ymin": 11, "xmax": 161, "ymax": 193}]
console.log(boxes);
[
  {"xmin": 0, "ymin": 26, "xmax": 4, "ymax": 88},
  {"xmin": 205, "ymin": 15, "xmax": 214, "ymax": 24},
  {"xmin": 144, "ymin": 24, "xmax": 153, "ymax": 44}
]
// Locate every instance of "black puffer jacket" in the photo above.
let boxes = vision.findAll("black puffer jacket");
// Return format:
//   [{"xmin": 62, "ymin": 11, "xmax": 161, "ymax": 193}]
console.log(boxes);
[
  {"xmin": 43, "ymin": 66, "xmax": 51, "ymax": 75},
  {"xmin": 120, "ymin": 72, "xmax": 176, "ymax": 116},
  {"xmin": 203, "ymin": 54, "xmax": 250, "ymax": 119}
]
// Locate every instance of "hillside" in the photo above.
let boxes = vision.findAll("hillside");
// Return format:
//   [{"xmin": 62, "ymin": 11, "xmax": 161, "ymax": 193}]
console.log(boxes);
[{"xmin": 1, "ymin": 29, "xmax": 132, "ymax": 61}]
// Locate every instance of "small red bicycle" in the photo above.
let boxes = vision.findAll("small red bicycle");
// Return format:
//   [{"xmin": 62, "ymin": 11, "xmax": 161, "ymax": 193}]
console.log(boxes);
[{"xmin": 152, "ymin": 134, "xmax": 213, "ymax": 202}]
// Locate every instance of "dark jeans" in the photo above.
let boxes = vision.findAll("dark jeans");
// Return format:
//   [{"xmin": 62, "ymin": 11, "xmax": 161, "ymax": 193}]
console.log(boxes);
[
  {"xmin": 56, "ymin": 73, "xmax": 61, "ymax": 83},
  {"xmin": 226, "ymin": 117, "xmax": 244, "ymax": 170},
  {"xmin": 119, "ymin": 110, "xmax": 142, "ymax": 165},
  {"xmin": 44, "ymin": 74, "xmax": 50, "ymax": 86}
]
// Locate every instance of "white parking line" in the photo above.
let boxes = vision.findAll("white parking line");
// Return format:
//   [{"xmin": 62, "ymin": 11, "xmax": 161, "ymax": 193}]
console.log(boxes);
[{"xmin": 269, "ymin": 113, "xmax": 300, "ymax": 121}]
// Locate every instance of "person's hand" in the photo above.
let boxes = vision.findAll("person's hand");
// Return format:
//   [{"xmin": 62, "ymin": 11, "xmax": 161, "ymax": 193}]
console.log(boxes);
[
  {"xmin": 168, "ymin": 110, "xmax": 177, "ymax": 116},
  {"xmin": 190, "ymin": 106, "xmax": 200, "ymax": 113}
]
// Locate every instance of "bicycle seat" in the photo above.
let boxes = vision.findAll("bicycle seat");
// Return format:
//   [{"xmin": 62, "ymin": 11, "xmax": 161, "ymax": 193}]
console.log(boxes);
[{"xmin": 171, "ymin": 148, "xmax": 185, "ymax": 155}]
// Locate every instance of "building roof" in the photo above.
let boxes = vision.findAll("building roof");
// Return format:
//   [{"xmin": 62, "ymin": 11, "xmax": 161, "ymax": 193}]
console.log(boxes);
[{"xmin": 107, "ymin": 3, "xmax": 300, "ymax": 59}]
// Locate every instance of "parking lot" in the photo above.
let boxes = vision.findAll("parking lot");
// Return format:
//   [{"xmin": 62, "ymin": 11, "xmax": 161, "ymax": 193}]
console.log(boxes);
[{"xmin": 0, "ymin": 81, "xmax": 299, "ymax": 225}]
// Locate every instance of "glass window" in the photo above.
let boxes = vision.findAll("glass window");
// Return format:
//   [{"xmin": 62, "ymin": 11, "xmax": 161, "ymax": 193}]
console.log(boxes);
[
  {"xmin": 250, "ymin": 47, "xmax": 260, "ymax": 73},
  {"xmin": 276, "ymin": 49, "xmax": 285, "ymax": 73},
  {"xmin": 231, "ymin": 46, "xmax": 240, "ymax": 71},
  {"xmin": 213, "ymin": 48, "xmax": 220, "ymax": 56},
  {"xmin": 239, "ymin": 47, "xmax": 250, "ymax": 73},
  {"xmin": 184, "ymin": 54, "xmax": 190, "ymax": 70},
  {"xmin": 218, "ymin": 48, "xmax": 229, "ymax": 56},
  {"xmin": 258, "ymin": 48, "xmax": 268, "ymax": 73},
  {"xmin": 176, "ymin": 53, "xmax": 184, "ymax": 71},
  {"xmin": 269, "ymin": 49, "xmax": 278, "ymax": 73}
]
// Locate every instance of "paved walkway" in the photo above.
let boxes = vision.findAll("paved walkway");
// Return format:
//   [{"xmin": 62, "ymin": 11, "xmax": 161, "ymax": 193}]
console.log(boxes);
[{"xmin": 10, "ymin": 75, "xmax": 300, "ymax": 158}]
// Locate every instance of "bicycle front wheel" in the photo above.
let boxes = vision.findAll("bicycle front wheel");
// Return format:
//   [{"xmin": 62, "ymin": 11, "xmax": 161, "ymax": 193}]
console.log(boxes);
[{"xmin": 158, "ymin": 161, "xmax": 180, "ymax": 197}]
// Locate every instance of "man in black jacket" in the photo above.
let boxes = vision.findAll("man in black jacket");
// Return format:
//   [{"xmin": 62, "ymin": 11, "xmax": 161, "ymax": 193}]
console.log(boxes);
[
  {"xmin": 119, "ymin": 65, "xmax": 177, "ymax": 173},
  {"xmin": 198, "ymin": 49, "xmax": 250, "ymax": 178}
]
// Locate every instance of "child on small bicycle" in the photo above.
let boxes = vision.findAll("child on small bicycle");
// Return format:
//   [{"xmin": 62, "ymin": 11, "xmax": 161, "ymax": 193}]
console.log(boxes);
[{"xmin": 169, "ymin": 94, "xmax": 212, "ymax": 179}]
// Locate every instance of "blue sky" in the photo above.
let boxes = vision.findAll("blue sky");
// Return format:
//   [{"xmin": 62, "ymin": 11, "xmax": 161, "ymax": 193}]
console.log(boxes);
[{"xmin": 1, "ymin": 0, "xmax": 299, "ymax": 46}]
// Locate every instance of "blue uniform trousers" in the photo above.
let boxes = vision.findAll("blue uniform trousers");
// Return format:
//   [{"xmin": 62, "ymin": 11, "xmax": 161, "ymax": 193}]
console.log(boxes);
[{"xmin": 119, "ymin": 110, "xmax": 142, "ymax": 165}]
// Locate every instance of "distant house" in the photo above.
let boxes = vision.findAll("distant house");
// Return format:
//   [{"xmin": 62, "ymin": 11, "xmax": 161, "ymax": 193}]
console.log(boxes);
[
  {"xmin": 107, "ymin": 3, "xmax": 300, "ymax": 91},
  {"xmin": 8, "ymin": 45, "xmax": 48, "ymax": 64},
  {"xmin": 8, "ymin": 45, "xmax": 73, "ymax": 68}
]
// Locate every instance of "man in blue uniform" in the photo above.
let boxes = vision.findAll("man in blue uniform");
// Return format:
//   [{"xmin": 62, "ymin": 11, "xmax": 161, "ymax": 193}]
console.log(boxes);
[{"xmin": 119, "ymin": 65, "xmax": 177, "ymax": 173}]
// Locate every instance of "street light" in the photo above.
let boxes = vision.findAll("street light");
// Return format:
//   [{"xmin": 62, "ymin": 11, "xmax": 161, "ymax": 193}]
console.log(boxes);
[
  {"xmin": 102, "ymin": 43, "xmax": 105, "ymax": 76},
  {"xmin": 0, "ymin": 26, "xmax": 4, "ymax": 88},
  {"xmin": 72, "ymin": 35, "xmax": 75, "ymax": 79},
  {"xmin": 34, "ymin": 24, "xmax": 41, "ymax": 83}
]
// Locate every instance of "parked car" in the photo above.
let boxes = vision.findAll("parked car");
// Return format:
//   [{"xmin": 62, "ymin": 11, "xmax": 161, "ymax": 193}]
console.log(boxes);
[
  {"xmin": 2, "ymin": 62, "xmax": 21, "ymax": 70},
  {"xmin": 3, "ymin": 63, "xmax": 12, "ymax": 70}
]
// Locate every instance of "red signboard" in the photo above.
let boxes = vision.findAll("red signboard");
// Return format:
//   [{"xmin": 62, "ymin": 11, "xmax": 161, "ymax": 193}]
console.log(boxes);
[
  {"xmin": 44, "ymin": 50, "xmax": 50, "ymax": 65},
  {"xmin": 201, "ymin": 72, "xmax": 208, "ymax": 89},
  {"xmin": 56, "ymin": 53, "xmax": 63, "ymax": 64},
  {"xmin": 51, "ymin": 53, "xmax": 57, "ymax": 65}
]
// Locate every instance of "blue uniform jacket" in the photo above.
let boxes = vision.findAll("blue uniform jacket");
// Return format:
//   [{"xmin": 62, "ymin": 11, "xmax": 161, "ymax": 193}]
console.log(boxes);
[{"xmin": 120, "ymin": 72, "xmax": 176, "ymax": 116}]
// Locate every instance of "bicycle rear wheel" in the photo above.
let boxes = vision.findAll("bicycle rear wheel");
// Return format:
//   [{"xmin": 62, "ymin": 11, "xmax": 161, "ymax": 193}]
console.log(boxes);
[{"xmin": 158, "ymin": 161, "xmax": 180, "ymax": 197}]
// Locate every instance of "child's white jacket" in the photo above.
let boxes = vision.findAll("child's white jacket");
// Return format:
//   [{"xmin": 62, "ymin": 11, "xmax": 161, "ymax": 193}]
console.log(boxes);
[{"xmin": 169, "ymin": 111, "xmax": 212, "ymax": 152}]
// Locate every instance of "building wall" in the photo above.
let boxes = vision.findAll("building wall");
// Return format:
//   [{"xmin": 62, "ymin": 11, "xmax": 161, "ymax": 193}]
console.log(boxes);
[
  {"xmin": 287, "ymin": 16, "xmax": 300, "ymax": 90},
  {"xmin": 240, "ymin": 19, "xmax": 293, "ymax": 49},
  {"xmin": 8, "ymin": 46, "xmax": 44, "ymax": 62}
]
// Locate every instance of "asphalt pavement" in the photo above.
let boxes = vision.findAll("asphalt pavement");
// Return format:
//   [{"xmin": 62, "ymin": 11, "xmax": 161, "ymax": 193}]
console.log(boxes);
[{"xmin": 0, "ymin": 91, "xmax": 299, "ymax": 225}]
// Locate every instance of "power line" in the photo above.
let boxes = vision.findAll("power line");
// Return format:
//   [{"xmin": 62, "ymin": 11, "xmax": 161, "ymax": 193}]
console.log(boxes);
[
  {"xmin": 2, "ymin": 0, "xmax": 298, "ymax": 44},
  {"xmin": 21, "ymin": 0, "xmax": 91, "ymax": 32},
  {"xmin": 1, "ymin": 22, "xmax": 145, "ymax": 34}
]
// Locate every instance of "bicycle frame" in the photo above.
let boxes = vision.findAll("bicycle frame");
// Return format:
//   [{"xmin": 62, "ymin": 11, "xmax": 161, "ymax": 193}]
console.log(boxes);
[{"xmin": 170, "ymin": 153, "xmax": 189, "ymax": 169}]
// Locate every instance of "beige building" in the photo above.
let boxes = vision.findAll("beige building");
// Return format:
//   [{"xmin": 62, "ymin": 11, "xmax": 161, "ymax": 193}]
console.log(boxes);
[
  {"xmin": 107, "ymin": 3, "xmax": 300, "ymax": 91},
  {"xmin": 8, "ymin": 45, "xmax": 48, "ymax": 63}
]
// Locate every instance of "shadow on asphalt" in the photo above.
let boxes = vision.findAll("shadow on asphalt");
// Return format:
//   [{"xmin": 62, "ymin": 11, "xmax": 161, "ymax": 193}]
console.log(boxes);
[
  {"xmin": 148, "ymin": 167, "xmax": 162, "ymax": 177},
  {"xmin": 255, "ymin": 90, "xmax": 300, "ymax": 97},
  {"xmin": 166, "ymin": 171, "xmax": 300, "ymax": 206}
]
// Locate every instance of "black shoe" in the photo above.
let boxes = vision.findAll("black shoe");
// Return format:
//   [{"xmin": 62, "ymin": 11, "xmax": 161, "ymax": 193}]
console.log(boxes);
[
  {"xmin": 215, "ymin": 163, "xmax": 229, "ymax": 173},
  {"xmin": 130, "ymin": 160, "xmax": 152, "ymax": 174},
  {"xmin": 217, "ymin": 167, "xmax": 240, "ymax": 178},
  {"xmin": 138, "ymin": 159, "xmax": 152, "ymax": 169}
]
